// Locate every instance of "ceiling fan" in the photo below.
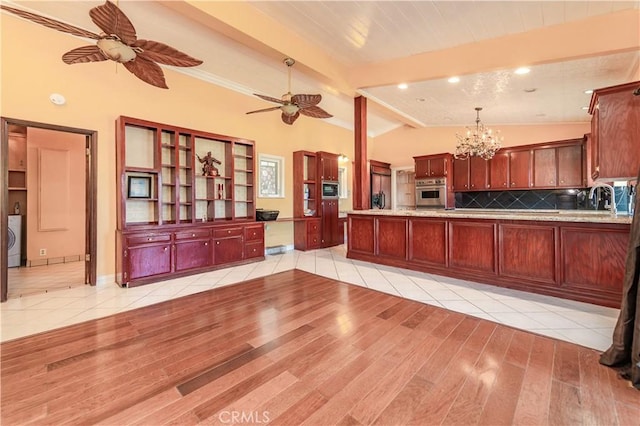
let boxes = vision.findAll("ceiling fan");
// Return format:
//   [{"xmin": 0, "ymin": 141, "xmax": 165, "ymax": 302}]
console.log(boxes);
[
  {"xmin": 247, "ymin": 58, "xmax": 333, "ymax": 125},
  {"xmin": 0, "ymin": 1, "xmax": 202, "ymax": 89}
]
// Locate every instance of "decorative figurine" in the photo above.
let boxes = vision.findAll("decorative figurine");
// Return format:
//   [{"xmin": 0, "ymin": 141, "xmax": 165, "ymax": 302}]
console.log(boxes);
[{"xmin": 196, "ymin": 151, "xmax": 222, "ymax": 177}]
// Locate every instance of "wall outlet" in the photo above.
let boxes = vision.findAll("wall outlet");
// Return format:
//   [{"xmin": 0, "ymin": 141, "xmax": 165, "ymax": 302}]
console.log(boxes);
[{"xmin": 39, "ymin": 249, "xmax": 47, "ymax": 256}]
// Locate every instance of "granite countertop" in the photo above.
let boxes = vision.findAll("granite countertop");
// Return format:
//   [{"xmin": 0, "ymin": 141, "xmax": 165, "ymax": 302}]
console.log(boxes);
[{"xmin": 347, "ymin": 208, "xmax": 633, "ymax": 225}]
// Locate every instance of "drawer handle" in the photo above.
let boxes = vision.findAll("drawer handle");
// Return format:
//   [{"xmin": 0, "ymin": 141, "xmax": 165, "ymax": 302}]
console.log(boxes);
[
  {"xmin": 163, "ymin": 247, "xmax": 168, "ymax": 251},
  {"xmin": 192, "ymin": 233, "xmax": 195, "ymax": 237},
  {"xmin": 216, "ymin": 241, "xmax": 220, "ymax": 245},
  {"xmin": 147, "ymin": 237, "xmax": 152, "ymax": 241},
  {"xmin": 227, "ymin": 230, "xmax": 231, "ymax": 234},
  {"xmin": 204, "ymin": 242, "xmax": 208, "ymax": 246}
]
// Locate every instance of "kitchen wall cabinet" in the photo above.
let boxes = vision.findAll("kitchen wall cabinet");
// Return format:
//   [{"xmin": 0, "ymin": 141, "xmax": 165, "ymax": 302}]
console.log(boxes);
[
  {"xmin": 414, "ymin": 153, "xmax": 452, "ymax": 178},
  {"xmin": 347, "ymin": 213, "xmax": 629, "ymax": 308},
  {"xmin": 489, "ymin": 151, "xmax": 509, "ymax": 189},
  {"xmin": 508, "ymin": 149, "xmax": 532, "ymax": 188},
  {"xmin": 115, "ymin": 116, "xmax": 263, "ymax": 287},
  {"xmin": 318, "ymin": 151, "xmax": 339, "ymax": 181},
  {"xmin": 452, "ymin": 156, "xmax": 489, "ymax": 191},
  {"xmin": 532, "ymin": 140, "xmax": 585, "ymax": 189},
  {"xmin": 589, "ymin": 81, "xmax": 640, "ymax": 180}
]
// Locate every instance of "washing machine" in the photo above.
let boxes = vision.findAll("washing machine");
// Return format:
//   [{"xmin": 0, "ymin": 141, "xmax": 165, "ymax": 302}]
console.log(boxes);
[{"xmin": 8, "ymin": 214, "xmax": 21, "ymax": 267}]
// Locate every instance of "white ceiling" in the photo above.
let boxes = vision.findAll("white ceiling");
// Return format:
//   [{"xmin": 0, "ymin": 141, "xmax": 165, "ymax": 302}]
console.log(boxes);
[{"xmin": 4, "ymin": 1, "xmax": 640, "ymax": 136}]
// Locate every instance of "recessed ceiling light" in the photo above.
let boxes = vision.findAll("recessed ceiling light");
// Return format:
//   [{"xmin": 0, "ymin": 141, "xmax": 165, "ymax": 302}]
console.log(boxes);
[
  {"xmin": 447, "ymin": 76, "xmax": 460, "ymax": 84},
  {"xmin": 524, "ymin": 88, "xmax": 537, "ymax": 93},
  {"xmin": 581, "ymin": 106, "xmax": 589, "ymax": 110},
  {"xmin": 584, "ymin": 89, "xmax": 593, "ymax": 94},
  {"xmin": 515, "ymin": 67, "xmax": 530, "ymax": 75},
  {"xmin": 397, "ymin": 83, "xmax": 408, "ymax": 90},
  {"xmin": 416, "ymin": 98, "xmax": 425, "ymax": 102},
  {"xmin": 49, "ymin": 93, "xmax": 66, "ymax": 105}
]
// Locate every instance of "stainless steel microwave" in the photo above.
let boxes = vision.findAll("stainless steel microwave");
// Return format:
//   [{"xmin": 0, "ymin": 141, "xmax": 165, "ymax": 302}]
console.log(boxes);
[{"xmin": 322, "ymin": 181, "xmax": 339, "ymax": 199}]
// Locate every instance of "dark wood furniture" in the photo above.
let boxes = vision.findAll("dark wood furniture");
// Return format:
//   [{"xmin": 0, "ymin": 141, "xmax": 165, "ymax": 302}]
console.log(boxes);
[
  {"xmin": 589, "ymin": 81, "xmax": 640, "ymax": 180},
  {"xmin": 452, "ymin": 138, "xmax": 587, "ymax": 191},
  {"xmin": 293, "ymin": 150, "xmax": 341, "ymax": 250},
  {"xmin": 414, "ymin": 153, "xmax": 452, "ymax": 178},
  {"xmin": 370, "ymin": 160, "xmax": 391, "ymax": 209},
  {"xmin": 347, "ymin": 213, "xmax": 629, "ymax": 308},
  {"xmin": 115, "ymin": 116, "xmax": 264, "ymax": 287}
]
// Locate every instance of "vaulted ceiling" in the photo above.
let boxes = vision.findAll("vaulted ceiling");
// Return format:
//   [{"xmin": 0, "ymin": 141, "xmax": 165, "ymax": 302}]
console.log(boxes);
[{"xmin": 4, "ymin": 1, "xmax": 640, "ymax": 136}]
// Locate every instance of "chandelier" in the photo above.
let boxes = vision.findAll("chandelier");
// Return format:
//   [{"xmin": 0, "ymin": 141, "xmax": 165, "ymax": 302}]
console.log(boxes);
[{"xmin": 454, "ymin": 107, "xmax": 502, "ymax": 160}]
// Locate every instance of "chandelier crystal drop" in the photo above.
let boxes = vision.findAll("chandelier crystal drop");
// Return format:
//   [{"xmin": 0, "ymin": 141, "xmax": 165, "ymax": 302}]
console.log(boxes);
[{"xmin": 454, "ymin": 107, "xmax": 503, "ymax": 160}]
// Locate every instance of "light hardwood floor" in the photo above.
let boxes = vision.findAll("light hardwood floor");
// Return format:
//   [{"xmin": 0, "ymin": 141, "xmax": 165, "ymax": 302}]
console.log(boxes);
[{"xmin": 1, "ymin": 269, "xmax": 638, "ymax": 425}]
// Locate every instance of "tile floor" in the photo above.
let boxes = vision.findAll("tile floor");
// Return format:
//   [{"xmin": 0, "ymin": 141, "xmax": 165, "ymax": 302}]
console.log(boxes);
[{"xmin": 1, "ymin": 245, "xmax": 620, "ymax": 352}]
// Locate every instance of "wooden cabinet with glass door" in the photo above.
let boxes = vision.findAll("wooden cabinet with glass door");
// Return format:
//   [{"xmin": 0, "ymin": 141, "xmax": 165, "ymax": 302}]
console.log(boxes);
[{"xmin": 115, "ymin": 116, "xmax": 263, "ymax": 287}]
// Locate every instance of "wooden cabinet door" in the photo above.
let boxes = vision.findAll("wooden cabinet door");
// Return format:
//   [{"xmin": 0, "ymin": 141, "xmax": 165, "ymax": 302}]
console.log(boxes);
[
  {"xmin": 409, "ymin": 218, "xmax": 447, "ymax": 266},
  {"xmin": 448, "ymin": 220, "xmax": 496, "ymax": 274},
  {"xmin": 499, "ymin": 224, "xmax": 556, "ymax": 284},
  {"xmin": 214, "ymin": 236, "xmax": 243, "ymax": 264},
  {"xmin": 561, "ymin": 226, "xmax": 628, "ymax": 297},
  {"xmin": 321, "ymin": 200, "xmax": 339, "ymax": 246},
  {"xmin": 469, "ymin": 157, "xmax": 489, "ymax": 190},
  {"xmin": 597, "ymin": 88, "xmax": 640, "ymax": 179},
  {"xmin": 376, "ymin": 217, "xmax": 407, "ymax": 260},
  {"xmin": 415, "ymin": 159, "xmax": 430, "ymax": 178},
  {"xmin": 489, "ymin": 151, "xmax": 509, "ymax": 189},
  {"xmin": 128, "ymin": 244, "xmax": 172, "ymax": 280},
  {"xmin": 8, "ymin": 134, "xmax": 26, "ymax": 170},
  {"xmin": 175, "ymin": 240, "xmax": 210, "ymax": 271},
  {"xmin": 452, "ymin": 158, "xmax": 469, "ymax": 191},
  {"xmin": 590, "ymin": 111, "xmax": 600, "ymax": 180},
  {"xmin": 557, "ymin": 144, "xmax": 584, "ymax": 187},
  {"xmin": 533, "ymin": 147, "xmax": 557, "ymax": 188},
  {"xmin": 348, "ymin": 216, "xmax": 375, "ymax": 255},
  {"xmin": 508, "ymin": 150, "xmax": 532, "ymax": 188},
  {"xmin": 429, "ymin": 157, "xmax": 446, "ymax": 177},
  {"xmin": 319, "ymin": 153, "xmax": 339, "ymax": 181}
]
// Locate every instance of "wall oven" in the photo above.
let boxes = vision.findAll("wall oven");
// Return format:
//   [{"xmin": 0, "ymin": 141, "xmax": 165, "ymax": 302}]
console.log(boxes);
[
  {"xmin": 415, "ymin": 178, "xmax": 447, "ymax": 208},
  {"xmin": 322, "ymin": 181, "xmax": 339, "ymax": 199}
]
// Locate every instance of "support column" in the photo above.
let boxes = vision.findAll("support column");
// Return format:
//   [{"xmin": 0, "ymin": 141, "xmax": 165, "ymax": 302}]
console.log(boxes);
[{"xmin": 353, "ymin": 96, "xmax": 369, "ymax": 210}]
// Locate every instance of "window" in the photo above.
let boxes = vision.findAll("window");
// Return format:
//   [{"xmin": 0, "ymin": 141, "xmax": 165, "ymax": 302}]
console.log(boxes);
[
  {"xmin": 258, "ymin": 154, "xmax": 285, "ymax": 198},
  {"xmin": 338, "ymin": 166, "xmax": 348, "ymax": 199}
]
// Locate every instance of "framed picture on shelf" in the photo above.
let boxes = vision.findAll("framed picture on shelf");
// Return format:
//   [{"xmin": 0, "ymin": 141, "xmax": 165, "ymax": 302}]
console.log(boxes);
[{"xmin": 127, "ymin": 176, "xmax": 152, "ymax": 199}]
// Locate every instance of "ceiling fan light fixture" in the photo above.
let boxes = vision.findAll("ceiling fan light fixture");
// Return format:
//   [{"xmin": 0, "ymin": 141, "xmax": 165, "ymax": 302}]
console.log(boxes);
[
  {"xmin": 96, "ymin": 38, "xmax": 136, "ymax": 62},
  {"xmin": 281, "ymin": 104, "xmax": 299, "ymax": 116}
]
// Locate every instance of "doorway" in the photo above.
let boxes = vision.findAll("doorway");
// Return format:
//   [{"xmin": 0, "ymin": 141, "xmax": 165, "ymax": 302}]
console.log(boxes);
[{"xmin": 1, "ymin": 117, "xmax": 97, "ymax": 302}]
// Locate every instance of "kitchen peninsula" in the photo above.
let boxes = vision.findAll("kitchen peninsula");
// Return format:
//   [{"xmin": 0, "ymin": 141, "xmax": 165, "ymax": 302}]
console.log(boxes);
[{"xmin": 347, "ymin": 209, "xmax": 631, "ymax": 308}]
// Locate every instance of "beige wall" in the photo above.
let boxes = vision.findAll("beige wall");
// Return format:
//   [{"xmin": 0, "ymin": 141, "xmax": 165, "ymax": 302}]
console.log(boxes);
[
  {"xmin": 370, "ymin": 123, "xmax": 591, "ymax": 168},
  {"xmin": 1, "ymin": 15, "xmax": 354, "ymax": 279},
  {"xmin": 26, "ymin": 128, "xmax": 86, "ymax": 263}
]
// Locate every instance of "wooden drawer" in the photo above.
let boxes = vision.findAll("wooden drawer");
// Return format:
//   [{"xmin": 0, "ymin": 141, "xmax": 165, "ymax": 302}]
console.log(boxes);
[
  {"xmin": 174, "ymin": 229, "xmax": 210, "ymax": 240},
  {"xmin": 306, "ymin": 233, "xmax": 321, "ymax": 249},
  {"xmin": 245, "ymin": 241, "xmax": 264, "ymax": 259},
  {"xmin": 126, "ymin": 233, "xmax": 171, "ymax": 246},
  {"xmin": 245, "ymin": 225, "xmax": 264, "ymax": 242},
  {"xmin": 213, "ymin": 227, "xmax": 243, "ymax": 238},
  {"xmin": 306, "ymin": 220, "xmax": 321, "ymax": 234}
]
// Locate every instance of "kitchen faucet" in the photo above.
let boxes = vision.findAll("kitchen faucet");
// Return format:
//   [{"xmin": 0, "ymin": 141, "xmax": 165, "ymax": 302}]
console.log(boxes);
[{"xmin": 589, "ymin": 183, "xmax": 617, "ymax": 215}]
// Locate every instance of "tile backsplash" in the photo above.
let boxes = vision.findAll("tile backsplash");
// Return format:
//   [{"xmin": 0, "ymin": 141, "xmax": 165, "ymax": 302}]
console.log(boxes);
[{"xmin": 455, "ymin": 185, "xmax": 635, "ymax": 213}]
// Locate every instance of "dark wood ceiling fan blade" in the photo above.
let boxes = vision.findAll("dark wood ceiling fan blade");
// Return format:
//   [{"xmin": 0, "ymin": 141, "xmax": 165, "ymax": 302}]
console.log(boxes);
[
  {"xmin": 123, "ymin": 56, "xmax": 168, "ymax": 89},
  {"xmin": 281, "ymin": 111, "xmax": 300, "ymax": 125},
  {"xmin": 254, "ymin": 93, "xmax": 285, "ymax": 105},
  {"xmin": 89, "ymin": 1, "xmax": 137, "ymax": 45},
  {"xmin": 299, "ymin": 105, "xmax": 333, "ymax": 119},
  {"xmin": 292, "ymin": 94, "xmax": 321, "ymax": 109},
  {"xmin": 0, "ymin": 4, "xmax": 100, "ymax": 40},
  {"xmin": 134, "ymin": 40, "xmax": 202, "ymax": 67},
  {"xmin": 246, "ymin": 106, "xmax": 282, "ymax": 115},
  {"xmin": 62, "ymin": 45, "xmax": 108, "ymax": 64}
]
